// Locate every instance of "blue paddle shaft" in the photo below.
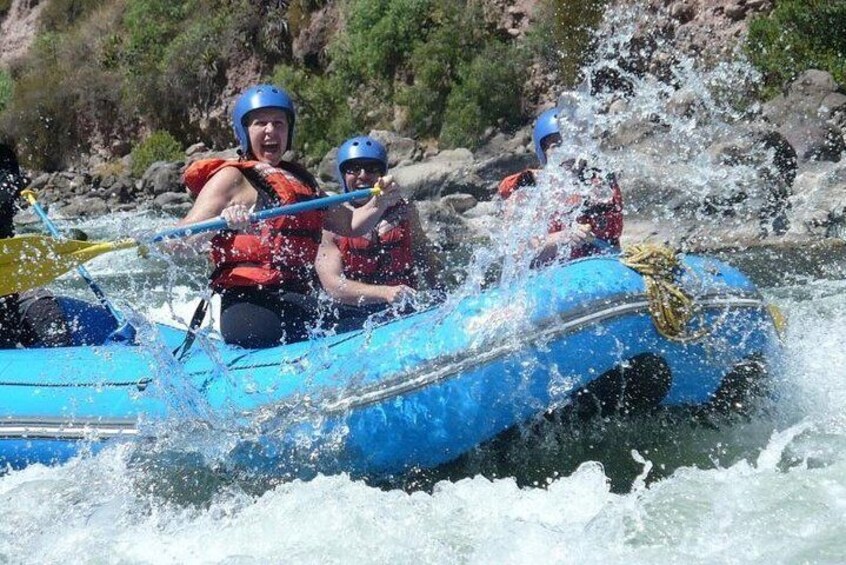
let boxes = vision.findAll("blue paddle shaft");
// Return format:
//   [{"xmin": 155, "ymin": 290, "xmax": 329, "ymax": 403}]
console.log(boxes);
[
  {"xmin": 592, "ymin": 238, "xmax": 614, "ymax": 251},
  {"xmin": 147, "ymin": 187, "xmax": 377, "ymax": 243},
  {"xmin": 25, "ymin": 195, "xmax": 133, "ymax": 337}
]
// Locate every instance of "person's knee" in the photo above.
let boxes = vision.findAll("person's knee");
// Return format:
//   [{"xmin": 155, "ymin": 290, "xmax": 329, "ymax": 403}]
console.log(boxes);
[{"xmin": 19, "ymin": 293, "xmax": 72, "ymax": 347}]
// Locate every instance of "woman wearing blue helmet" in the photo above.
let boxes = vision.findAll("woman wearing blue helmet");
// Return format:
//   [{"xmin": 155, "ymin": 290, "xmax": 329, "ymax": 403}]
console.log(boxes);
[
  {"xmin": 497, "ymin": 105, "xmax": 623, "ymax": 266},
  {"xmin": 315, "ymin": 135, "xmax": 441, "ymax": 331},
  {"xmin": 175, "ymin": 85, "xmax": 401, "ymax": 347}
]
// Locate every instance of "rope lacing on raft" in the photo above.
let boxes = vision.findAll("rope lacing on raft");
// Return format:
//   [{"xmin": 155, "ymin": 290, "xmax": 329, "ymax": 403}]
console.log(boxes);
[{"xmin": 619, "ymin": 243, "xmax": 710, "ymax": 342}]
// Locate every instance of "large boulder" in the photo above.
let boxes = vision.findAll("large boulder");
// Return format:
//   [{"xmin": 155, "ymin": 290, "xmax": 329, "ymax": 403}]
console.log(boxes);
[
  {"xmin": 391, "ymin": 148, "xmax": 479, "ymax": 200},
  {"xmin": 702, "ymin": 128, "xmax": 797, "ymax": 234},
  {"xmin": 788, "ymin": 161, "xmax": 846, "ymax": 237},
  {"xmin": 472, "ymin": 128, "xmax": 537, "ymax": 191},
  {"xmin": 762, "ymin": 70, "xmax": 846, "ymax": 164},
  {"xmin": 139, "ymin": 161, "xmax": 185, "ymax": 197},
  {"xmin": 368, "ymin": 130, "xmax": 423, "ymax": 167},
  {"xmin": 56, "ymin": 197, "xmax": 110, "ymax": 218},
  {"xmin": 415, "ymin": 199, "xmax": 480, "ymax": 254},
  {"xmin": 317, "ymin": 147, "xmax": 339, "ymax": 182}
]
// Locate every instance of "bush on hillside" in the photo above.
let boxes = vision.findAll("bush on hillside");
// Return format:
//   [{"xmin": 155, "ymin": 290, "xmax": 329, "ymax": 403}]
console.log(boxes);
[
  {"xmin": 330, "ymin": 0, "xmax": 431, "ymax": 86},
  {"xmin": 333, "ymin": 0, "xmax": 532, "ymax": 146},
  {"xmin": 39, "ymin": 0, "xmax": 106, "ymax": 32},
  {"xmin": 120, "ymin": 0, "xmax": 221, "ymax": 132},
  {"xmin": 0, "ymin": 0, "xmax": 12, "ymax": 18},
  {"xmin": 393, "ymin": 10, "xmax": 472, "ymax": 138},
  {"xmin": 0, "ymin": 0, "xmax": 265, "ymax": 167},
  {"xmin": 747, "ymin": 1, "xmax": 846, "ymax": 96},
  {"xmin": 440, "ymin": 42, "xmax": 528, "ymax": 148},
  {"xmin": 0, "ymin": 73, "xmax": 80, "ymax": 171},
  {"xmin": 525, "ymin": 0, "xmax": 610, "ymax": 88},
  {"xmin": 0, "ymin": 28, "xmax": 126, "ymax": 170},
  {"xmin": 130, "ymin": 130, "xmax": 183, "ymax": 177},
  {"xmin": 270, "ymin": 65, "xmax": 360, "ymax": 160},
  {"xmin": 0, "ymin": 70, "xmax": 11, "ymax": 113}
]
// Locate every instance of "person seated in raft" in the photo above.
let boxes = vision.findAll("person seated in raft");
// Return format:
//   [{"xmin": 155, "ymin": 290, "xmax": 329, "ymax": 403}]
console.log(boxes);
[
  {"xmin": 174, "ymin": 85, "xmax": 402, "ymax": 348},
  {"xmin": 315, "ymin": 136, "xmax": 442, "ymax": 332},
  {"xmin": 498, "ymin": 105, "xmax": 623, "ymax": 267},
  {"xmin": 0, "ymin": 143, "xmax": 71, "ymax": 348}
]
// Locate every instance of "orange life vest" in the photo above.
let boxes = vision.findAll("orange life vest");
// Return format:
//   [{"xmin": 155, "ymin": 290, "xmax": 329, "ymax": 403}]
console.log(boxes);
[
  {"xmin": 336, "ymin": 201, "xmax": 416, "ymax": 287},
  {"xmin": 498, "ymin": 169, "xmax": 541, "ymax": 200},
  {"xmin": 183, "ymin": 158, "xmax": 324, "ymax": 292},
  {"xmin": 498, "ymin": 167, "xmax": 624, "ymax": 259}
]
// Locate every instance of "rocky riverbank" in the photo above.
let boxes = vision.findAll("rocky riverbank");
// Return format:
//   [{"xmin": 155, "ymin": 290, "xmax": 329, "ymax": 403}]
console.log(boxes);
[
  {"xmin": 12, "ymin": 1, "xmax": 846, "ymax": 261},
  {"xmin": 16, "ymin": 69, "xmax": 845, "ymax": 258}
]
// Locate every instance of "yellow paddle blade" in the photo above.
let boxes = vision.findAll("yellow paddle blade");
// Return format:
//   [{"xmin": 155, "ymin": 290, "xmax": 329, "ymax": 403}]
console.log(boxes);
[{"xmin": 0, "ymin": 235, "xmax": 137, "ymax": 296}]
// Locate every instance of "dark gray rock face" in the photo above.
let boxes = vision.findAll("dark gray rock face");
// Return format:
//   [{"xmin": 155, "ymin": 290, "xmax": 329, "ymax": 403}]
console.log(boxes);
[{"xmin": 762, "ymin": 70, "xmax": 846, "ymax": 164}]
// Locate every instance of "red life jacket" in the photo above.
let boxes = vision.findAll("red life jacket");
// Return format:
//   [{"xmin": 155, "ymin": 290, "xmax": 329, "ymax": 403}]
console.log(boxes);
[
  {"xmin": 336, "ymin": 201, "xmax": 416, "ymax": 287},
  {"xmin": 498, "ymin": 169, "xmax": 540, "ymax": 200},
  {"xmin": 183, "ymin": 158, "xmax": 324, "ymax": 292},
  {"xmin": 498, "ymin": 167, "xmax": 624, "ymax": 259}
]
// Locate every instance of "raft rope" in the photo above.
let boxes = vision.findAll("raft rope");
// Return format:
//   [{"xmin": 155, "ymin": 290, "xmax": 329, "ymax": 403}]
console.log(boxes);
[{"xmin": 619, "ymin": 243, "xmax": 710, "ymax": 342}]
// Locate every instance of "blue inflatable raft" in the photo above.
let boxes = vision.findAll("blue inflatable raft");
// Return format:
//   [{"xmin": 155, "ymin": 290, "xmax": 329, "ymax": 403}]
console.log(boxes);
[{"xmin": 0, "ymin": 254, "xmax": 782, "ymax": 478}]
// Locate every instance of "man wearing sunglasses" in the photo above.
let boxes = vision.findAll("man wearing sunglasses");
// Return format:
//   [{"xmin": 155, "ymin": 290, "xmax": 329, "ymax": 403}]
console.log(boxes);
[
  {"xmin": 316, "ymin": 135, "xmax": 442, "ymax": 331},
  {"xmin": 498, "ymin": 106, "xmax": 623, "ymax": 266}
]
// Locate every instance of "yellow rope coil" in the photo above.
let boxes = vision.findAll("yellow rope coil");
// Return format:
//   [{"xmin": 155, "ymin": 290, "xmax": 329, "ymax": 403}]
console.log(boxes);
[{"xmin": 620, "ymin": 243, "xmax": 708, "ymax": 342}]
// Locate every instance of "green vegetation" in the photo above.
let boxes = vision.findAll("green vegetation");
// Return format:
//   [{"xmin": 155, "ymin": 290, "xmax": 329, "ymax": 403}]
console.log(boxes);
[
  {"xmin": 0, "ymin": 0, "xmax": 607, "ymax": 169},
  {"xmin": 440, "ymin": 42, "xmax": 528, "ymax": 148},
  {"xmin": 526, "ymin": 0, "xmax": 610, "ymax": 88},
  {"xmin": 0, "ymin": 0, "xmax": 282, "ymax": 170},
  {"xmin": 0, "ymin": 69, "xmax": 11, "ymax": 113},
  {"xmin": 0, "ymin": 0, "xmax": 11, "ymax": 18},
  {"xmin": 747, "ymin": 0, "xmax": 846, "ymax": 97},
  {"xmin": 294, "ymin": 0, "xmax": 532, "ymax": 153},
  {"xmin": 271, "ymin": 65, "xmax": 357, "ymax": 159},
  {"xmin": 130, "ymin": 130, "xmax": 183, "ymax": 177}
]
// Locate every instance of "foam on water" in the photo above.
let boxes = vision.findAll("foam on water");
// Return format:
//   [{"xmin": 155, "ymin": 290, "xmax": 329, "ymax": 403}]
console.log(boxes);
[{"xmin": 2, "ymin": 358, "xmax": 845, "ymax": 565}]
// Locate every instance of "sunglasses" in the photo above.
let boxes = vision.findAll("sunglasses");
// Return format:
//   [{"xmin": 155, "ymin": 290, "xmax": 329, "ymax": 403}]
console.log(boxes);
[
  {"xmin": 341, "ymin": 161, "xmax": 384, "ymax": 176},
  {"xmin": 540, "ymin": 134, "xmax": 562, "ymax": 154}
]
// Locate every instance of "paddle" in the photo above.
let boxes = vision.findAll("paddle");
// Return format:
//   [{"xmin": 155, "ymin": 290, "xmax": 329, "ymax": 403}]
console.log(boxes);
[
  {"xmin": 590, "ymin": 237, "xmax": 617, "ymax": 252},
  {"xmin": 20, "ymin": 190, "xmax": 136, "ymax": 341},
  {"xmin": 0, "ymin": 187, "xmax": 381, "ymax": 296}
]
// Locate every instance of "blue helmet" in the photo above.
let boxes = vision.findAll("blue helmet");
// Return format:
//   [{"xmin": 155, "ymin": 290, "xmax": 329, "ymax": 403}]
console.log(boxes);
[
  {"xmin": 336, "ymin": 135, "xmax": 388, "ymax": 192},
  {"xmin": 232, "ymin": 84, "xmax": 296, "ymax": 155},
  {"xmin": 532, "ymin": 108, "xmax": 561, "ymax": 166}
]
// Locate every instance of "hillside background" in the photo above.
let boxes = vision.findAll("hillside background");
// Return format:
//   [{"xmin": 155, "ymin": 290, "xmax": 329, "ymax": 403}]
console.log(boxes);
[
  {"xmin": 2, "ymin": 0, "xmax": 841, "ymax": 174},
  {"xmin": 0, "ymin": 0, "xmax": 844, "ymax": 258},
  {"xmin": 0, "ymin": 0, "xmax": 606, "ymax": 172}
]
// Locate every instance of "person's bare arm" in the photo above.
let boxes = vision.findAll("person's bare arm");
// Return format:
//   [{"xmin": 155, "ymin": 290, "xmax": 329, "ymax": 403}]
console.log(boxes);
[
  {"xmin": 315, "ymin": 230, "xmax": 415, "ymax": 306},
  {"xmin": 324, "ymin": 175, "xmax": 403, "ymax": 236},
  {"xmin": 178, "ymin": 167, "xmax": 257, "ymax": 225},
  {"xmin": 530, "ymin": 224, "xmax": 592, "ymax": 265},
  {"xmin": 166, "ymin": 167, "xmax": 257, "ymax": 256}
]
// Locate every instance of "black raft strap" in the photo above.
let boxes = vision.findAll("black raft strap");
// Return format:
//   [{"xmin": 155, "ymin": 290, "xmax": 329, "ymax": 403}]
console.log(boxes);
[{"xmin": 172, "ymin": 298, "xmax": 210, "ymax": 361}]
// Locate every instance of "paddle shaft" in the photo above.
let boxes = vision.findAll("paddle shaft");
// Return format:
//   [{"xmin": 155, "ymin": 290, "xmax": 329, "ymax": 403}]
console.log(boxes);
[
  {"xmin": 591, "ymin": 237, "xmax": 616, "ymax": 252},
  {"xmin": 0, "ymin": 187, "xmax": 381, "ymax": 298},
  {"xmin": 21, "ymin": 191, "xmax": 129, "ymax": 327},
  {"xmin": 147, "ymin": 187, "xmax": 379, "ymax": 243}
]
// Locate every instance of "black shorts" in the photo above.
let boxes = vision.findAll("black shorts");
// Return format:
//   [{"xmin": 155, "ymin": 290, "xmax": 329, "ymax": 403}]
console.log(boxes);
[
  {"xmin": 219, "ymin": 286, "xmax": 320, "ymax": 348},
  {"xmin": 0, "ymin": 289, "xmax": 71, "ymax": 348}
]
